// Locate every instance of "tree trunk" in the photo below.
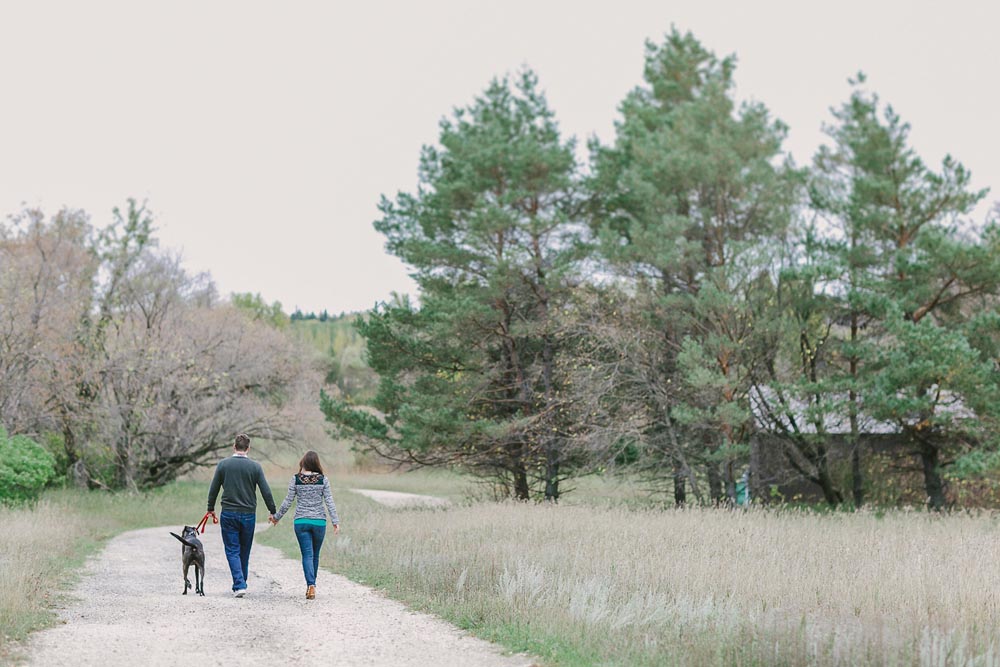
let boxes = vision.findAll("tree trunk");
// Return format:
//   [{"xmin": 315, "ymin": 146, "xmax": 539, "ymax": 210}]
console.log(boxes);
[
  {"xmin": 724, "ymin": 460, "xmax": 737, "ymax": 505},
  {"xmin": 544, "ymin": 446, "xmax": 560, "ymax": 502},
  {"xmin": 513, "ymin": 463, "xmax": 530, "ymax": 501},
  {"xmin": 62, "ymin": 423, "xmax": 79, "ymax": 467},
  {"xmin": 918, "ymin": 438, "xmax": 946, "ymax": 511},
  {"xmin": 848, "ymin": 326, "xmax": 864, "ymax": 507},
  {"xmin": 850, "ymin": 441, "xmax": 863, "ymax": 508},
  {"xmin": 115, "ymin": 449, "xmax": 132, "ymax": 491},
  {"xmin": 673, "ymin": 462, "xmax": 686, "ymax": 506},
  {"xmin": 816, "ymin": 465, "xmax": 844, "ymax": 506},
  {"xmin": 707, "ymin": 464, "xmax": 723, "ymax": 504},
  {"xmin": 814, "ymin": 444, "xmax": 843, "ymax": 506}
]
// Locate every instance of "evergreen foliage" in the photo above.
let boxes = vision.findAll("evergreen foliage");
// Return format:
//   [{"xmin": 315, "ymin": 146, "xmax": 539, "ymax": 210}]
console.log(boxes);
[
  {"xmin": 588, "ymin": 28, "xmax": 800, "ymax": 503},
  {"xmin": 322, "ymin": 32, "xmax": 1000, "ymax": 508},
  {"xmin": 4, "ymin": 31, "xmax": 990, "ymax": 508},
  {"xmin": 323, "ymin": 71, "xmax": 589, "ymax": 500}
]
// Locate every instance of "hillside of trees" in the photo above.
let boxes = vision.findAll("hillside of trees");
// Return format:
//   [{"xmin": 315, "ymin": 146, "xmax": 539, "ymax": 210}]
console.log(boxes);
[
  {"xmin": 289, "ymin": 313, "xmax": 379, "ymax": 403},
  {"xmin": 323, "ymin": 29, "xmax": 1000, "ymax": 510}
]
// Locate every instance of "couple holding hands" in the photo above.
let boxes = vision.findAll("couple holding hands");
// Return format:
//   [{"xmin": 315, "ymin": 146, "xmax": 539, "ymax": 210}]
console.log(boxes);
[{"xmin": 206, "ymin": 434, "xmax": 340, "ymax": 600}]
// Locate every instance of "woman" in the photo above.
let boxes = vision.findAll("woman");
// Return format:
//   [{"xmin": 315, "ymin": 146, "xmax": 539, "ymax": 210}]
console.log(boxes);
[{"xmin": 270, "ymin": 450, "xmax": 340, "ymax": 599}]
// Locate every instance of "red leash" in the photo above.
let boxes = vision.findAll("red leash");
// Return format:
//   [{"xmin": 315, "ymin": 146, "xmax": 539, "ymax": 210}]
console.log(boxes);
[{"xmin": 196, "ymin": 511, "xmax": 218, "ymax": 534}]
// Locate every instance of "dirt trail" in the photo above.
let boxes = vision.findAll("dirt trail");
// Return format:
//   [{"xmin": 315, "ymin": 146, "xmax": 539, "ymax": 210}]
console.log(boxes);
[
  {"xmin": 350, "ymin": 488, "xmax": 451, "ymax": 508},
  {"xmin": 20, "ymin": 523, "xmax": 531, "ymax": 666}
]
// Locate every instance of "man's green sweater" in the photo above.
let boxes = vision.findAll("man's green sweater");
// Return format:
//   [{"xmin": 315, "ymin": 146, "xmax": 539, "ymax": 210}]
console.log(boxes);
[{"xmin": 207, "ymin": 454, "xmax": 276, "ymax": 514}]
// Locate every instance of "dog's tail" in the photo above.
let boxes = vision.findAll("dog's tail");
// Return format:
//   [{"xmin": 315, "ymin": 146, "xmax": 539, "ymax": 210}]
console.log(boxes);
[{"xmin": 170, "ymin": 532, "xmax": 202, "ymax": 549}]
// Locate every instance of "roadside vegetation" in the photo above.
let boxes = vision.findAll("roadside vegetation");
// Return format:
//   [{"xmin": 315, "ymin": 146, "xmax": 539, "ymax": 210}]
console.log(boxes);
[
  {"xmin": 260, "ymin": 487, "xmax": 1000, "ymax": 667},
  {"xmin": 5, "ymin": 443, "xmax": 999, "ymax": 666},
  {"xmin": 0, "ymin": 482, "xmax": 232, "ymax": 656}
]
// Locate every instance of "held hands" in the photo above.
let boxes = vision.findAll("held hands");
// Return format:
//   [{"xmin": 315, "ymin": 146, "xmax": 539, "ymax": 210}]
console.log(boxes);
[{"xmin": 264, "ymin": 514, "xmax": 337, "ymax": 532}]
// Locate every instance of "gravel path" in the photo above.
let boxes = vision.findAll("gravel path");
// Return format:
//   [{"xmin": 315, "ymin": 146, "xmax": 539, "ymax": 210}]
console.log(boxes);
[
  {"xmin": 20, "ymin": 524, "xmax": 532, "ymax": 666},
  {"xmin": 350, "ymin": 488, "xmax": 451, "ymax": 508}
]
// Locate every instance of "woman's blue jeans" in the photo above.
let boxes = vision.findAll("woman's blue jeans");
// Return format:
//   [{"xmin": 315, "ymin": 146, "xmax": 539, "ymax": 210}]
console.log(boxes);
[{"xmin": 294, "ymin": 522, "xmax": 326, "ymax": 586}]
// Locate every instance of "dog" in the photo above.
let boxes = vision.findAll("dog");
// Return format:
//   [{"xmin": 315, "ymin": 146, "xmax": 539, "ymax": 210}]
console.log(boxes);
[{"xmin": 170, "ymin": 526, "xmax": 205, "ymax": 596}]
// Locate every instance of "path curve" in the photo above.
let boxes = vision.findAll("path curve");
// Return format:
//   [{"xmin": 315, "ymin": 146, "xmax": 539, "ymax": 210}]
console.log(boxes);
[
  {"xmin": 20, "ymin": 524, "xmax": 531, "ymax": 667},
  {"xmin": 350, "ymin": 488, "xmax": 451, "ymax": 508}
]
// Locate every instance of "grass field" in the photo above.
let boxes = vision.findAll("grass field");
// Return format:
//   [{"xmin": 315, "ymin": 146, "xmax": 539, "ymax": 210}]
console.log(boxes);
[
  {"xmin": 7, "ymin": 465, "xmax": 1000, "ymax": 666},
  {"xmin": 260, "ymin": 490, "xmax": 1000, "ymax": 667}
]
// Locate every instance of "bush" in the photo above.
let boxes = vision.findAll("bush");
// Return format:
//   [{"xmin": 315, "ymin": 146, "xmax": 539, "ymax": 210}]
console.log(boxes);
[{"xmin": 0, "ymin": 428, "xmax": 57, "ymax": 505}]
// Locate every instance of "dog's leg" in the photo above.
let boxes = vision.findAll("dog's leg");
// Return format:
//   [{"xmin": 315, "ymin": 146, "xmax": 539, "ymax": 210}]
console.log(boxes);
[
  {"xmin": 196, "ymin": 562, "xmax": 205, "ymax": 596},
  {"xmin": 183, "ymin": 560, "xmax": 191, "ymax": 595}
]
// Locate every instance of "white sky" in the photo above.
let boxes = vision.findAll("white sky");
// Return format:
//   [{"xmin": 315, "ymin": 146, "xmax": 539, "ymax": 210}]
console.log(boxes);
[{"xmin": 1, "ymin": 1, "xmax": 996, "ymax": 313}]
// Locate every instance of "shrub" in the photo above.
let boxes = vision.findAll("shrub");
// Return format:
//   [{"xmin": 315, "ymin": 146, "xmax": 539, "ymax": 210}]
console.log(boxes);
[{"xmin": 0, "ymin": 428, "xmax": 57, "ymax": 505}]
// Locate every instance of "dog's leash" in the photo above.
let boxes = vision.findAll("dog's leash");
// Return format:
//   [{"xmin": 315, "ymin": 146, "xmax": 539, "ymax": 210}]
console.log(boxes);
[{"xmin": 196, "ymin": 511, "xmax": 218, "ymax": 534}]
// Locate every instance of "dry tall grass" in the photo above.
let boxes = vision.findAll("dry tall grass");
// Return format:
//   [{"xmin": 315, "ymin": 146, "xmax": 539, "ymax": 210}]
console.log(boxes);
[
  {"xmin": 0, "ymin": 502, "xmax": 95, "ymax": 649},
  {"xmin": 0, "ymin": 482, "xmax": 218, "ymax": 656},
  {"xmin": 307, "ymin": 497, "xmax": 1000, "ymax": 666}
]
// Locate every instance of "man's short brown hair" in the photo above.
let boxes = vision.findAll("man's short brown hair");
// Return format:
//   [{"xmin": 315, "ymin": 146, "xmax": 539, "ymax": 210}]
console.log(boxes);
[{"xmin": 234, "ymin": 433, "xmax": 251, "ymax": 451}]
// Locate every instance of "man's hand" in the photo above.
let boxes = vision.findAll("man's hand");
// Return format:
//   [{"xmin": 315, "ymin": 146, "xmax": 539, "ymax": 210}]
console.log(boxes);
[
  {"xmin": 268, "ymin": 514, "xmax": 278, "ymax": 525},
  {"xmin": 332, "ymin": 524, "xmax": 340, "ymax": 535}
]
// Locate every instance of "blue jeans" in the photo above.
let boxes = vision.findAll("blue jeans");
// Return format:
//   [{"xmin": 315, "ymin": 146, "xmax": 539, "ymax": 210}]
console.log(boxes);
[
  {"xmin": 294, "ymin": 522, "xmax": 326, "ymax": 586},
  {"xmin": 220, "ymin": 511, "xmax": 256, "ymax": 591}
]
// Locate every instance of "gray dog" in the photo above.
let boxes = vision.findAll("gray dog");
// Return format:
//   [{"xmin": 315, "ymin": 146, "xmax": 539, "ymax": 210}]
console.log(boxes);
[{"xmin": 169, "ymin": 526, "xmax": 205, "ymax": 596}]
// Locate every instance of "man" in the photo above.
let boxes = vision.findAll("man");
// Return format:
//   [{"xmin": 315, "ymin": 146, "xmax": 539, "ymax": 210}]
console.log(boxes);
[{"xmin": 206, "ymin": 433, "xmax": 276, "ymax": 597}]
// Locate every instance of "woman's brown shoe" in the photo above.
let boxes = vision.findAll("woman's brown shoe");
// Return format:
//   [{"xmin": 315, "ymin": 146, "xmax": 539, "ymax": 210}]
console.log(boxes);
[{"xmin": 306, "ymin": 585, "xmax": 316, "ymax": 600}]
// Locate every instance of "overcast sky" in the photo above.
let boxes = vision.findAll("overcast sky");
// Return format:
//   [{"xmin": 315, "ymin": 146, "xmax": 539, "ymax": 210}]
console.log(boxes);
[{"xmin": 1, "ymin": 1, "xmax": 996, "ymax": 313}]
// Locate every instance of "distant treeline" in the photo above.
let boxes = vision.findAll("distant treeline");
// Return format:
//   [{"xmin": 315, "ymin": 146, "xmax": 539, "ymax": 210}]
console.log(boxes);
[
  {"xmin": 323, "ymin": 29, "xmax": 1000, "ymax": 510},
  {"xmin": 291, "ymin": 309, "xmax": 342, "ymax": 322},
  {"xmin": 209, "ymin": 295, "xmax": 378, "ymax": 401}
]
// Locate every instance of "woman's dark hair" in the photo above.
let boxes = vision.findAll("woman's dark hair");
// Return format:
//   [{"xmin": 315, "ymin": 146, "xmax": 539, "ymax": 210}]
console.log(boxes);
[{"xmin": 298, "ymin": 450, "xmax": 324, "ymax": 475}]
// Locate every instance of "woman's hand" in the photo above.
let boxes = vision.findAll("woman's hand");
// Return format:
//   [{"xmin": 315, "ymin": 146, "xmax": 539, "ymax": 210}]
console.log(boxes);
[
  {"xmin": 268, "ymin": 515, "xmax": 278, "ymax": 525},
  {"xmin": 333, "ymin": 524, "xmax": 341, "ymax": 535}
]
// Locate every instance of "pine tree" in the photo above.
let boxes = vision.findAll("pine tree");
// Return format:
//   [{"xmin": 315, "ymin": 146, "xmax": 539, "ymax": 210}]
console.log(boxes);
[
  {"xmin": 811, "ymin": 77, "xmax": 1000, "ymax": 510},
  {"xmin": 322, "ymin": 71, "xmax": 587, "ymax": 500},
  {"xmin": 589, "ymin": 29, "xmax": 799, "ymax": 502}
]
